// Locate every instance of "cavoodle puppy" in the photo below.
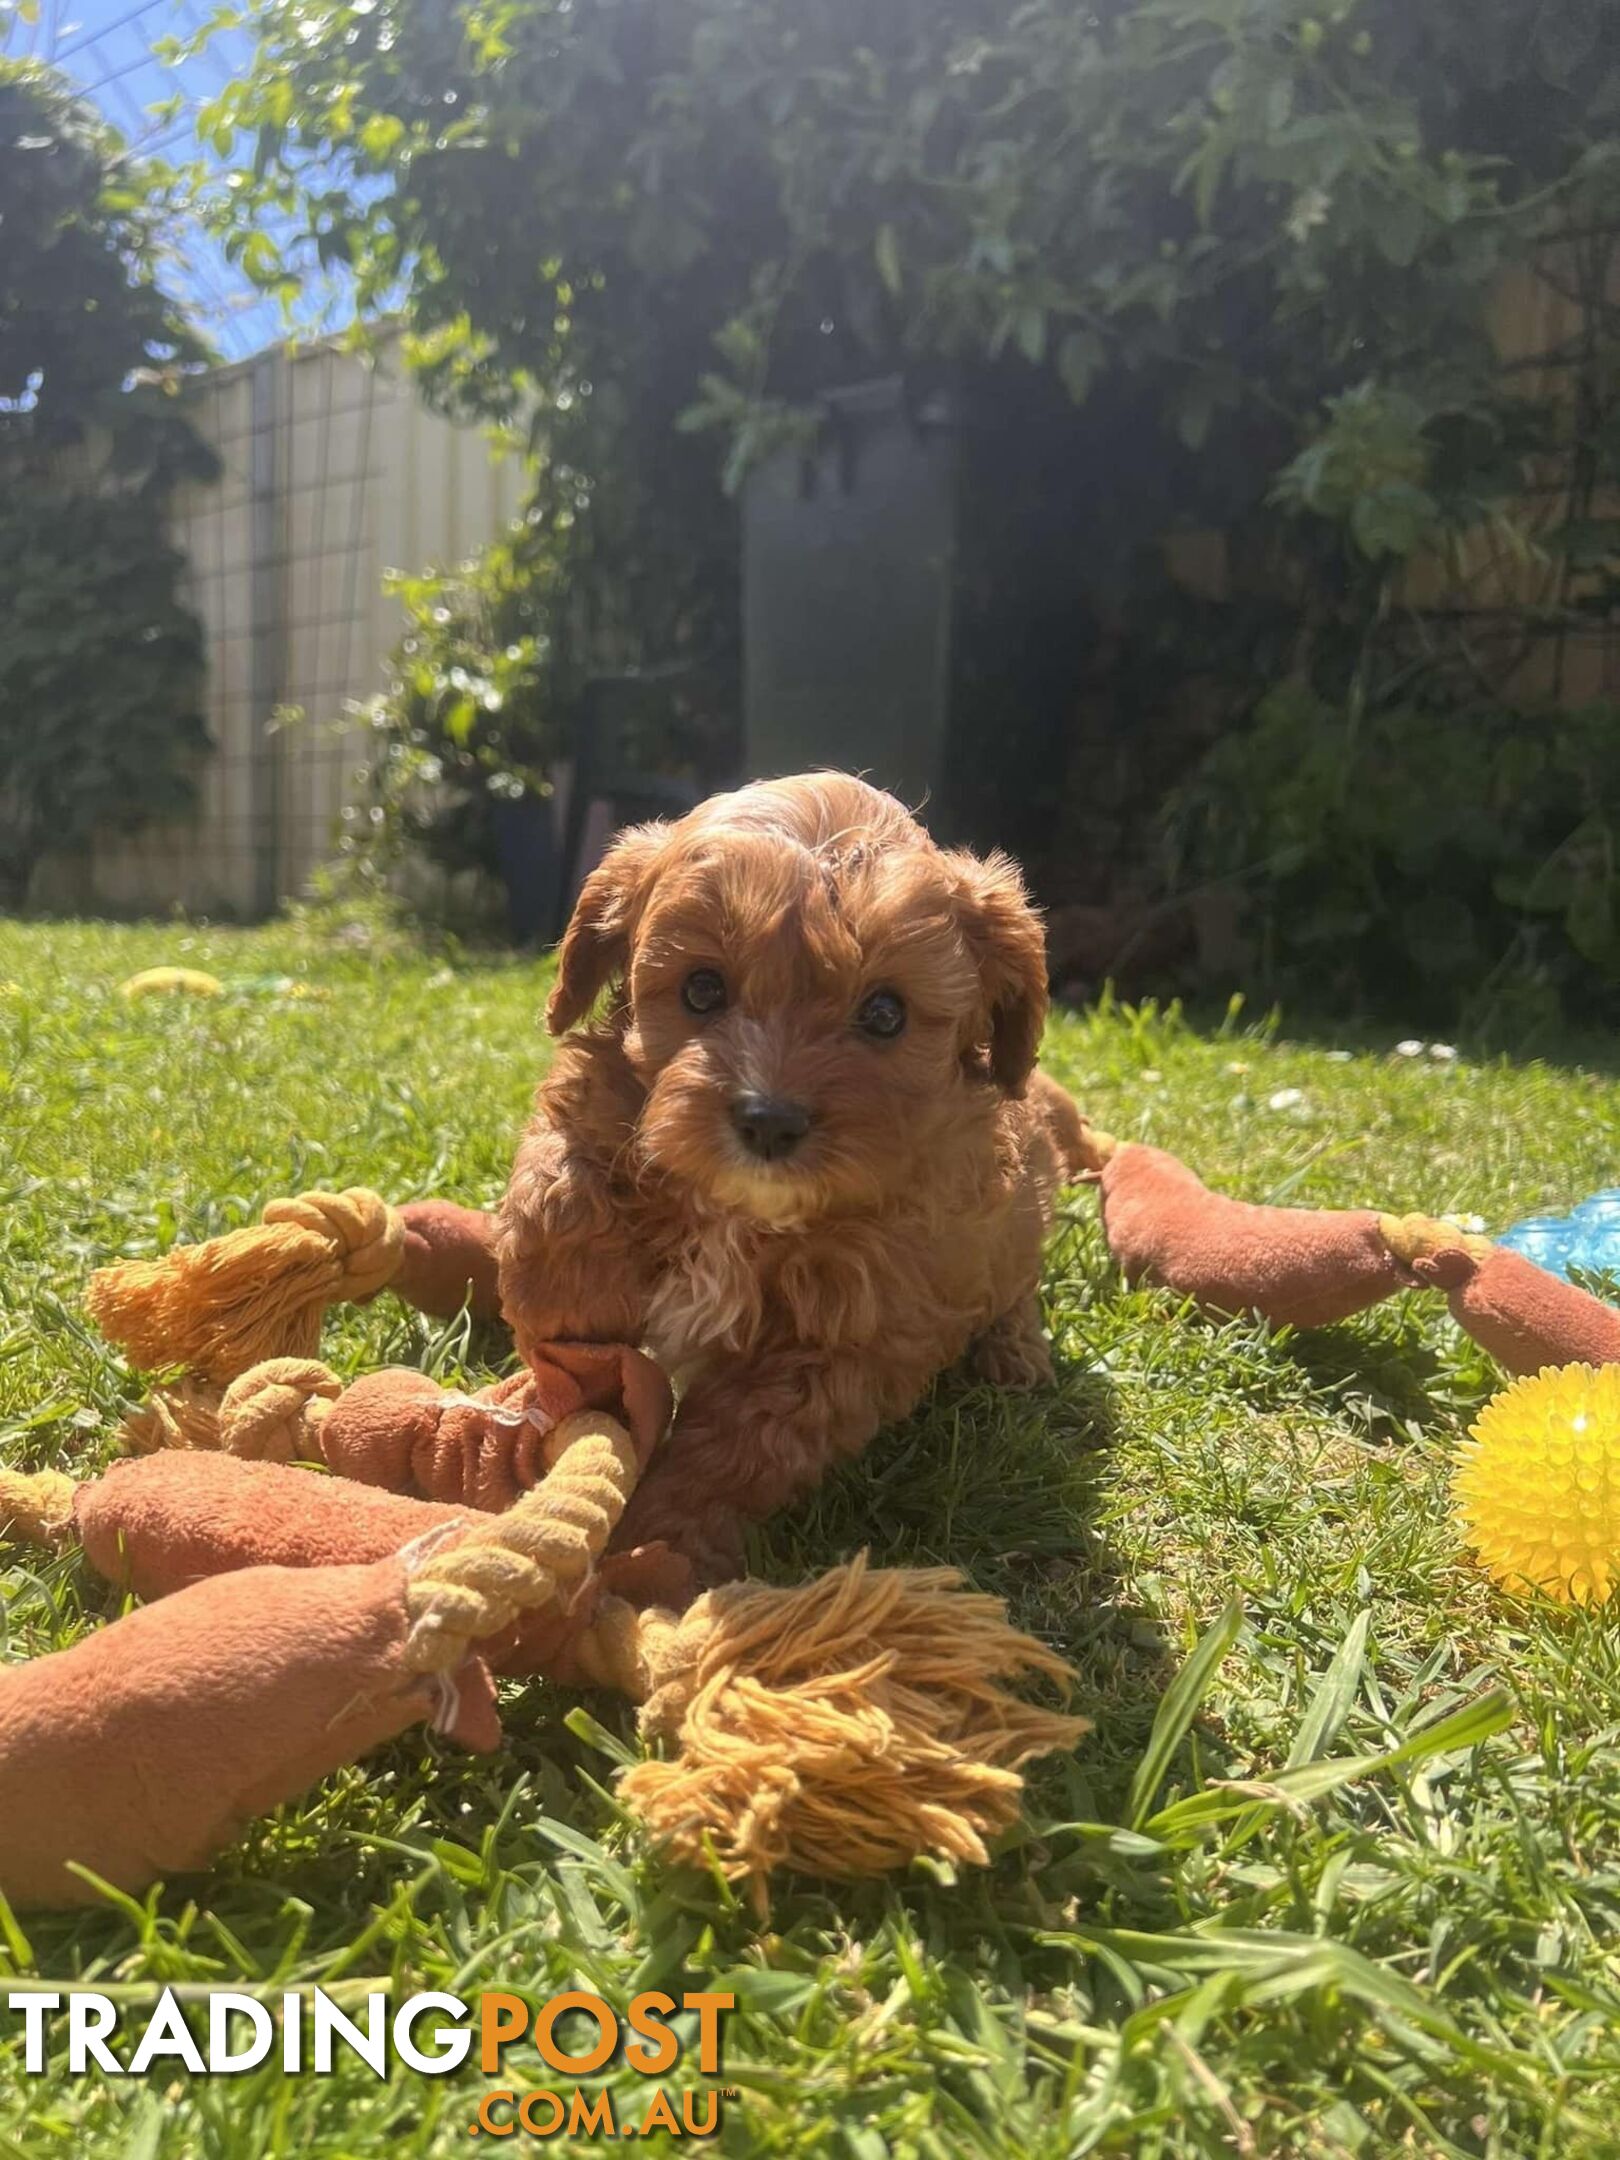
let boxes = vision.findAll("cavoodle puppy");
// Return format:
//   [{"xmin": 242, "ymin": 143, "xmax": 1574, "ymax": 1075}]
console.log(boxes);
[{"xmin": 497, "ymin": 771, "xmax": 1086, "ymax": 1580}]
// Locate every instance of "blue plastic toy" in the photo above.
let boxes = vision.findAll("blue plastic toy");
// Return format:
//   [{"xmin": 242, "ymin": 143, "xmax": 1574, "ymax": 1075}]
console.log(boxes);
[{"xmin": 1500, "ymin": 1191, "xmax": 1620, "ymax": 1281}]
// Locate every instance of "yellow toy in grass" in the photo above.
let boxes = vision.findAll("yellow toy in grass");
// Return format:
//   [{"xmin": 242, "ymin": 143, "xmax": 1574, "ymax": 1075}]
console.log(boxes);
[
  {"xmin": 1455, "ymin": 1363, "xmax": 1620, "ymax": 1605},
  {"xmin": 119, "ymin": 966, "xmax": 223, "ymax": 999}
]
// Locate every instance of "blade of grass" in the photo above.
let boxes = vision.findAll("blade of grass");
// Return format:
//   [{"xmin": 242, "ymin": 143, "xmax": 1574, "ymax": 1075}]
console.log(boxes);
[
  {"xmin": 1286, "ymin": 1609, "xmax": 1370, "ymax": 1768},
  {"xmin": 1127, "ymin": 1600, "xmax": 1244, "ymax": 1830}
]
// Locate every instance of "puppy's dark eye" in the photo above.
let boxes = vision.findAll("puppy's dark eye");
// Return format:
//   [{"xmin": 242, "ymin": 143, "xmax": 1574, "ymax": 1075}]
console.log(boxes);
[
  {"xmin": 855, "ymin": 989, "xmax": 906, "ymax": 1040},
  {"xmin": 681, "ymin": 968, "xmax": 728, "ymax": 1016}
]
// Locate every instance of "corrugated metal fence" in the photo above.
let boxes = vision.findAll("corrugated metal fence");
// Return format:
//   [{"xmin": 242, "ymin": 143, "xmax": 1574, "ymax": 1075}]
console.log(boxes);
[{"xmin": 44, "ymin": 331, "xmax": 525, "ymax": 918}]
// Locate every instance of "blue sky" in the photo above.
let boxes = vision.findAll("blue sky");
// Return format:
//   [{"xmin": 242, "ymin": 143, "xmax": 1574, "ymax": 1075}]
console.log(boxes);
[{"xmin": 10, "ymin": 0, "xmax": 329, "ymax": 360}]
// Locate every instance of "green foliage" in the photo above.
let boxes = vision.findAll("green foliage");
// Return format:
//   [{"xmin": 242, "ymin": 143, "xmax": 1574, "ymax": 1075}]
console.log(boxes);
[
  {"xmin": 340, "ymin": 516, "xmax": 737, "ymax": 901},
  {"xmin": 341, "ymin": 531, "xmax": 572, "ymax": 891},
  {"xmin": 0, "ymin": 61, "xmax": 213, "ymax": 905},
  {"xmin": 0, "ymin": 493, "xmax": 209, "ymax": 905},
  {"xmin": 1173, "ymin": 683, "xmax": 1620, "ymax": 1034},
  {"xmin": 200, "ymin": 0, "xmax": 1620, "ymax": 1010},
  {"xmin": 0, "ymin": 62, "xmax": 209, "ymax": 475}
]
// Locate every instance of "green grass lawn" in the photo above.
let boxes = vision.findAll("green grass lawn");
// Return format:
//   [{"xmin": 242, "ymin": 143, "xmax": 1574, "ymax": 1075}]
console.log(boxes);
[{"xmin": 5, "ymin": 912, "xmax": 1620, "ymax": 2157}]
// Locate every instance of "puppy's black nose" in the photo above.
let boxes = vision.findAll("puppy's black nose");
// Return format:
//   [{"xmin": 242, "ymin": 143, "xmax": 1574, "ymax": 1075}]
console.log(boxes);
[{"xmin": 731, "ymin": 1092, "xmax": 812, "ymax": 1162}]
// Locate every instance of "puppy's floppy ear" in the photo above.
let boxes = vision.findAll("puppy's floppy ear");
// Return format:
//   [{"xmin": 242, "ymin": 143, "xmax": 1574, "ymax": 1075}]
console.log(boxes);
[
  {"xmin": 945, "ymin": 848, "xmax": 1050, "ymax": 1094},
  {"xmin": 546, "ymin": 822, "xmax": 666, "ymax": 1034}
]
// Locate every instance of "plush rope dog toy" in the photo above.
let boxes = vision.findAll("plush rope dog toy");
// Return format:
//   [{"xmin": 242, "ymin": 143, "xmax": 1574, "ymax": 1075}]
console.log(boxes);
[
  {"xmin": 1081, "ymin": 1126, "xmax": 1620, "ymax": 1373},
  {"xmin": 0, "ymin": 1323, "xmax": 1084, "ymax": 1910},
  {"xmin": 85, "ymin": 1190, "xmax": 502, "ymax": 1384},
  {"xmin": 17, "ymin": 1115, "xmax": 1620, "ymax": 1918}
]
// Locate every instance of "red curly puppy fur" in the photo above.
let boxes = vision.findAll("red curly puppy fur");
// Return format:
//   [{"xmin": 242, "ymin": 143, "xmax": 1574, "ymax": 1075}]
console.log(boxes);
[{"xmin": 498, "ymin": 773, "xmax": 1086, "ymax": 1580}]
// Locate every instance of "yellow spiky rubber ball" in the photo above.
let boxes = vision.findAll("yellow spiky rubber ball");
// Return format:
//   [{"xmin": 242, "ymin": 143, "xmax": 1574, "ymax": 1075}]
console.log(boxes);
[{"xmin": 1455, "ymin": 1363, "xmax": 1620, "ymax": 1605}]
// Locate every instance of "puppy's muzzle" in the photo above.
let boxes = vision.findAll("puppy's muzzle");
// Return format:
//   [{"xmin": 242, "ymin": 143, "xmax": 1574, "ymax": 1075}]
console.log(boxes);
[{"xmin": 730, "ymin": 1091, "xmax": 813, "ymax": 1164}]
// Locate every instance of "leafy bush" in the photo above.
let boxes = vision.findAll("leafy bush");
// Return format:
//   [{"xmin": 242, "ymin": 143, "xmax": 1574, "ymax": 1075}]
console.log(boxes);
[
  {"xmin": 0, "ymin": 493, "xmax": 210, "ymax": 906},
  {"xmin": 334, "ymin": 526, "xmax": 567, "ymax": 892},
  {"xmin": 1172, "ymin": 684, "xmax": 1620, "ymax": 1034},
  {"xmin": 203, "ymin": 0, "xmax": 1620, "ymax": 1017},
  {"xmin": 0, "ymin": 62, "xmax": 213, "ymax": 907},
  {"xmin": 337, "ymin": 516, "xmax": 738, "ymax": 907}
]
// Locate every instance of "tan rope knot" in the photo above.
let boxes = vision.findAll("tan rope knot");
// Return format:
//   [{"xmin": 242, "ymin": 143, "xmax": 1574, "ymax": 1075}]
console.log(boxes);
[
  {"xmin": 0, "ymin": 1467, "xmax": 80, "ymax": 1547},
  {"xmin": 401, "ymin": 1410, "xmax": 640, "ymax": 1672},
  {"xmin": 261, "ymin": 1190, "xmax": 405, "ymax": 1303},
  {"xmin": 120, "ymin": 1378, "xmax": 227, "ymax": 1455},
  {"xmin": 86, "ymin": 1187, "xmax": 406, "ymax": 1382},
  {"xmin": 1074, "ymin": 1119, "xmax": 1119, "ymax": 1178},
  {"xmin": 217, "ymin": 1359, "xmax": 343, "ymax": 1462},
  {"xmin": 567, "ymin": 1599, "xmax": 682, "ymax": 1700},
  {"xmin": 1380, "ymin": 1212, "xmax": 1493, "ymax": 1273}
]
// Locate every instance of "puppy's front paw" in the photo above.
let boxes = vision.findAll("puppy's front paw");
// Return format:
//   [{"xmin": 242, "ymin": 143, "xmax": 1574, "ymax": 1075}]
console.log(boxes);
[
  {"xmin": 970, "ymin": 1303, "xmax": 1054, "ymax": 1390},
  {"xmin": 613, "ymin": 1487, "xmax": 747, "ymax": 1587}
]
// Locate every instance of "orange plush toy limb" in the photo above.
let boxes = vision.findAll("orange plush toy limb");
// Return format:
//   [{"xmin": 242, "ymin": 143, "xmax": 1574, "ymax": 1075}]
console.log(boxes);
[
  {"xmin": 0, "ymin": 1553, "xmax": 503, "ymax": 1909},
  {"xmin": 121, "ymin": 1341, "xmax": 674, "ymax": 1515},
  {"xmin": 1084, "ymin": 1128, "xmax": 1413, "ymax": 1329},
  {"xmin": 57, "ymin": 1451, "xmax": 691, "ymax": 1676},
  {"xmin": 78, "ymin": 1452, "xmax": 460, "ymax": 1586},
  {"xmin": 313, "ymin": 1343, "xmax": 671, "ymax": 1507},
  {"xmin": 1383, "ymin": 1217, "xmax": 1620, "ymax": 1376},
  {"xmin": 1081, "ymin": 1123, "xmax": 1620, "ymax": 1376},
  {"xmin": 387, "ymin": 1200, "xmax": 502, "ymax": 1323}
]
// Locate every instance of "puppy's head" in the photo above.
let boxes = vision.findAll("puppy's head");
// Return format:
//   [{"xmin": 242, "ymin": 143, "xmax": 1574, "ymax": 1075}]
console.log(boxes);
[{"xmin": 547, "ymin": 773, "xmax": 1047, "ymax": 1222}]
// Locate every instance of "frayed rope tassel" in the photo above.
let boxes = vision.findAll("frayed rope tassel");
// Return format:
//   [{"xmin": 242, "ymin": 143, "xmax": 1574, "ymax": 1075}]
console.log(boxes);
[
  {"xmin": 570, "ymin": 1555, "xmax": 1090, "ymax": 1899},
  {"xmin": 86, "ymin": 1190, "xmax": 403, "ymax": 1385}
]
